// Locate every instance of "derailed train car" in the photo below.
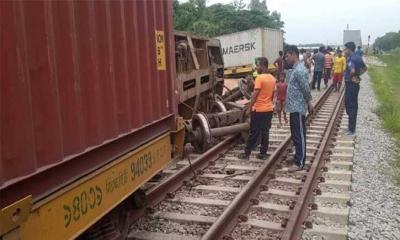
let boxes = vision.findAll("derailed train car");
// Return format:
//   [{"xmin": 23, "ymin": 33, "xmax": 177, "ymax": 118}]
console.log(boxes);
[
  {"xmin": 0, "ymin": 0, "xmax": 184, "ymax": 239},
  {"xmin": 175, "ymin": 31, "xmax": 225, "ymax": 119}
]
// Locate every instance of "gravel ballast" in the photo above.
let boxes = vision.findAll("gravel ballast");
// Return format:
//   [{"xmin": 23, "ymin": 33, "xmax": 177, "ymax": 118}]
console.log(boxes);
[{"xmin": 348, "ymin": 73, "xmax": 400, "ymax": 240}]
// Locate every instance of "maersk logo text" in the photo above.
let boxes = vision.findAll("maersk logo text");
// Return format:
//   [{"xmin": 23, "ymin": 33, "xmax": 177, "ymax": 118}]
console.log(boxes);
[{"xmin": 222, "ymin": 42, "xmax": 256, "ymax": 55}]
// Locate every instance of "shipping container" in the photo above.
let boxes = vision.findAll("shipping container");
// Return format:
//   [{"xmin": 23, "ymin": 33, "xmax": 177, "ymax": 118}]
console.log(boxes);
[
  {"xmin": 216, "ymin": 28, "xmax": 284, "ymax": 76},
  {"xmin": 1, "ymin": 0, "xmax": 177, "ymax": 238},
  {"xmin": 343, "ymin": 30, "xmax": 362, "ymax": 47}
]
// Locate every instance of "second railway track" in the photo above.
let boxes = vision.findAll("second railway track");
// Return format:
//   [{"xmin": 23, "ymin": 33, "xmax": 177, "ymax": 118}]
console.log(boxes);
[{"xmin": 128, "ymin": 85, "xmax": 347, "ymax": 240}]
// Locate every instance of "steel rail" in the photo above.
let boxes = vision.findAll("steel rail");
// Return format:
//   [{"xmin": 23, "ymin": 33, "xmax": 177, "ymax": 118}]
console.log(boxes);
[
  {"xmin": 201, "ymin": 86, "xmax": 334, "ymax": 240},
  {"xmin": 281, "ymin": 88, "xmax": 345, "ymax": 240},
  {"xmin": 130, "ymin": 134, "xmax": 238, "ymax": 221}
]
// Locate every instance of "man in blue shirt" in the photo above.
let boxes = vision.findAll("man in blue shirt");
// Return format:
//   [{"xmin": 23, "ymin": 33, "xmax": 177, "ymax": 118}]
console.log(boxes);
[
  {"xmin": 312, "ymin": 46, "xmax": 325, "ymax": 90},
  {"xmin": 344, "ymin": 42, "xmax": 367, "ymax": 135},
  {"xmin": 355, "ymin": 46, "xmax": 364, "ymax": 57},
  {"xmin": 285, "ymin": 45, "xmax": 313, "ymax": 172}
]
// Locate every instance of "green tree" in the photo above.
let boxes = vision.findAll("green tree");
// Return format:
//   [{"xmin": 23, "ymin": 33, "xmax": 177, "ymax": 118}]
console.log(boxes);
[
  {"xmin": 191, "ymin": 20, "xmax": 219, "ymax": 37},
  {"xmin": 373, "ymin": 31, "xmax": 400, "ymax": 51},
  {"xmin": 173, "ymin": 1, "xmax": 198, "ymax": 30},
  {"xmin": 231, "ymin": 0, "xmax": 246, "ymax": 10},
  {"xmin": 173, "ymin": 0, "xmax": 284, "ymax": 37},
  {"xmin": 248, "ymin": 0, "xmax": 268, "ymax": 13}
]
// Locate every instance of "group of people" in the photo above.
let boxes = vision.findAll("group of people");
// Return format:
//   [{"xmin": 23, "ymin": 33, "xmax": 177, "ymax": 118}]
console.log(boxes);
[
  {"xmin": 238, "ymin": 42, "xmax": 367, "ymax": 172},
  {"xmin": 311, "ymin": 46, "xmax": 359, "ymax": 92}
]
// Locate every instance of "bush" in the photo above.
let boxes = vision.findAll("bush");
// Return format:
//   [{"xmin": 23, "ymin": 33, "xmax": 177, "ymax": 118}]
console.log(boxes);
[
  {"xmin": 369, "ymin": 49, "xmax": 400, "ymax": 184},
  {"xmin": 373, "ymin": 31, "xmax": 400, "ymax": 51}
]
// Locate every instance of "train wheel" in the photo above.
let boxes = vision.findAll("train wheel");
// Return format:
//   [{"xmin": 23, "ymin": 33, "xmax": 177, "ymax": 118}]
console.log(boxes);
[
  {"xmin": 107, "ymin": 207, "xmax": 129, "ymax": 240},
  {"xmin": 80, "ymin": 190, "xmax": 146, "ymax": 240},
  {"xmin": 210, "ymin": 100, "xmax": 227, "ymax": 113},
  {"xmin": 80, "ymin": 212, "xmax": 124, "ymax": 240},
  {"xmin": 191, "ymin": 113, "xmax": 212, "ymax": 152},
  {"xmin": 239, "ymin": 77, "xmax": 253, "ymax": 100}
]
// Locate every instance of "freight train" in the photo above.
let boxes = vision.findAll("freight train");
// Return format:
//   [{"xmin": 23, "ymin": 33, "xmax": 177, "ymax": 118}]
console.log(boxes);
[{"xmin": 0, "ymin": 1, "xmax": 228, "ymax": 239}]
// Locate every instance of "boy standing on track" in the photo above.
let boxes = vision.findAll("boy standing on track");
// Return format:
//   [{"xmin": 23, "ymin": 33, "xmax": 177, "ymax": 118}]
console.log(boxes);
[
  {"xmin": 305, "ymin": 51, "xmax": 312, "ymax": 75},
  {"xmin": 239, "ymin": 57, "xmax": 276, "ymax": 160},
  {"xmin": 312, "ymin": 46, "xmax": 325, "ymax": 90},
  {"xmin": 285, "ymin": 45, "xmax": 313, "ymax": 172},
  {"xmin": 323, "ymin": 49, "xmax": 334, "ymax": 88},
  {"xmin": 344, "ymin": 42, "xmax": 367, "ymax": 135},
  {"xmin": 275, "ymin": 78, "xmax": 288, "ymax": 128},
  {"xmin": 332, "ymin": 49, "xmax": 346, "ymax": 91},
  {"xmin": 274, "ymin": 51, "xmax": 285, "ymax": 81}
]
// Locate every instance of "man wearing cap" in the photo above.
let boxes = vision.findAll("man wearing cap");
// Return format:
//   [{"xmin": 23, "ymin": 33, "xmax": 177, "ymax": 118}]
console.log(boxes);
[{"xmin": 343, "ymin": 41, "xmax": 367, "ymax": 135}]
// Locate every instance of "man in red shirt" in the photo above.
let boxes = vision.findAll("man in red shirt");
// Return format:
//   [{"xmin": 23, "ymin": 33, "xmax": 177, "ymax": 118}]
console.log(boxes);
[
  {"xmin": 239, "ymin": 57, "xmax": 276, "ymax": 160},
  {"xmin": 275, "ymin": 77, "xmax": 288, "ymax": 128}
]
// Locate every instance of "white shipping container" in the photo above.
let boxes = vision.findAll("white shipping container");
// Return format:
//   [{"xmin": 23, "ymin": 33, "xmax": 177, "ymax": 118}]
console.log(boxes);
[
  {"xmin": 343, "ymin": 30, "xmax": 362, "ymax": 47},
  {"xmin": 216, "ymin": 28, "xmax": 284, "ymax": 69}
]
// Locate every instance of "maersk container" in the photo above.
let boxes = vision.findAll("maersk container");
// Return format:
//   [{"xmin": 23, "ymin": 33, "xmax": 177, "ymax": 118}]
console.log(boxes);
[{"xmin": 216, "ymin": 28, "xmax": 284, "ymax": 69}]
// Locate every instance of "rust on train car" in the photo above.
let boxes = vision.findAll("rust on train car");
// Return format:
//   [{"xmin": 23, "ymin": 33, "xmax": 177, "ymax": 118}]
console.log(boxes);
[
  {"xmin": 174, "ymin": 31, "xmax": 225, "ymax": 119},
  {"xmin": 0, "ymin": 0, "xmax": 177, "ymax": 232}
]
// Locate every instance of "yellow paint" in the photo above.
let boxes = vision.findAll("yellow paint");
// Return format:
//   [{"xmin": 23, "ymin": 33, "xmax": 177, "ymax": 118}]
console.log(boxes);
[
  {"xmin": 268, "ymin": 63, "xmax": 277, "ymax": 72},
  {"xmin": 155, "ymin": 30, "xmax": 166, "ymax": 70},
  {"xmin": 18, "ymin": 133, "xmax": 171, "ymax": 240},
  {"xmin": 224, "ymin": 66, "xmax": 253, "ymax": 76},
  {"xmin": 236, "ymin": 67, "xmax": 253, "ymax": 73},
  {"xmin": 0, "ymin": 196, "xmax": 32, "ymax": 235},
  {"xmin": 171, "ymin": 117, "xmax": 185, "ymax": 157},
  {"xmin": 2, "ymin": 228, "xmax": 20, "ymax": 240},
  {"xmin": 224, "ymin": 64, "xmax": 277, "ymax": 77}
]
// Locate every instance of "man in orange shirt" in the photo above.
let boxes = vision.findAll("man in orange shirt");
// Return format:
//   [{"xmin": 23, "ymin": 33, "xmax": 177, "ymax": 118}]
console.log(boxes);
[{"xmin": 239, "ymin": 57, "xmax": 276, "ymax": 160}]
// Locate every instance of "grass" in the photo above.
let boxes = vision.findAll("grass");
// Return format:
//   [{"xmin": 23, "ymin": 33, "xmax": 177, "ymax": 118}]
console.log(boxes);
[{"xmin": 368, "ymin": 48, "xmax": 400, "ymax": 184}]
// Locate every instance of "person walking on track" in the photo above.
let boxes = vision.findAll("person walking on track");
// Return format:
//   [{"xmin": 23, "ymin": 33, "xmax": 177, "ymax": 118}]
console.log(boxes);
[
  {"xmin": 275, "ymin": 77, "xmax": 288, "ymax": 128},
  {"xmin": 285, "ymin": 45, "xmax": 313, "ymax": 172},
  {"xmin": 239, "ymin": 57, "xmax": 276, "ymax": 160},
  {"xmin": 323, "ymin": 49, "xmax": 334, "ymax": 88},
  {"xmin": 312, "ymin": 46, "xmax": 325, "ymax": 90},
  {"xmin": 305, "ymin": 51, "xmax": 312, "ymax": 75},
  {"xmin": 274, "ymin": 50, "xmax": 285, "ymax": 81},
  {"xmin": 332, "ymin": 49, "xmax": 346, "ymax": 91},
  {"xmin": 343, "ymin": 42, "xmax": 367, "ymax": 135}
]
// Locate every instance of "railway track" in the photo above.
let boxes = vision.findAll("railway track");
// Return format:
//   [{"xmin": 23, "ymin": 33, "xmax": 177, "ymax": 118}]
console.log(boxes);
[
  {"xmin": 128, "ymin": 86, "xmax": 348, "ymax": 240},
  {"xmin": 301, "ymin": 114, "xmax": 354, "ymax": 240},
  {"xmin": 142, "ymin": 87, "xmax": 323, "ymax": 192}
]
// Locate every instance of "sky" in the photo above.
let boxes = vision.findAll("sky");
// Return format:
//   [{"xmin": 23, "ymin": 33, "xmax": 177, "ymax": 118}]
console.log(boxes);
[{"xmin": 184, "ymin": 0, "xmax": 400, "ymax": 45}]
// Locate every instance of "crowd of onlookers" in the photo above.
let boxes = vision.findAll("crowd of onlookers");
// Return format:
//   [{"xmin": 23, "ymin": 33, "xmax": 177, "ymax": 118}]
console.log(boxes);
[
  {"xmin": 274, "ymin": 45, "xmax": 364, "ymax": 92},
  {"xmin": 238, "ymin": 43, "xmax": 367, "ymax": 173}
]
